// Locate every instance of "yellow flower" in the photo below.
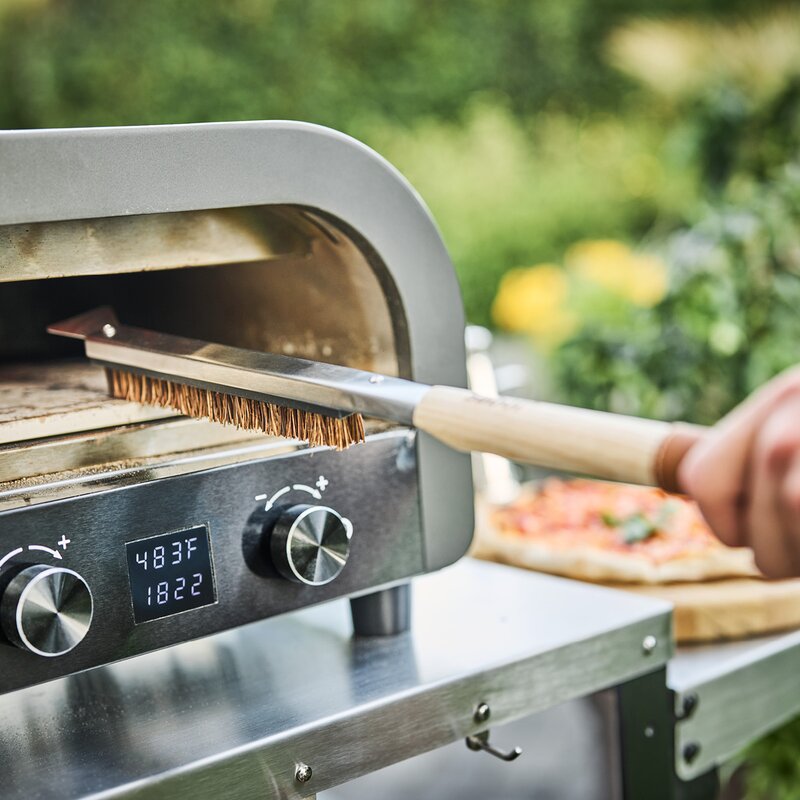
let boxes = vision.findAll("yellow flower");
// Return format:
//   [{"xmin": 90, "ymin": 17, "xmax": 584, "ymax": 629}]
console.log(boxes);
[
  {"xmin": 566, "ymin": 240, "xmax": 632, "ymax": 293},
  {"xmin": 491, "ymin": 264, "xmax": 577, "ymax": 346},
  {"xmin": 626, "ymin": 253, "xmax": 668, "ymax": 307},
  {"xmin": 566, "ymin": 239, "xmax": 667, "ymax": 307}
]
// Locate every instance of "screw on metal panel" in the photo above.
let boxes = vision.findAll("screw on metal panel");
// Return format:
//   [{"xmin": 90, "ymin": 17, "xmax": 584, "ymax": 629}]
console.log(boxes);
[
  {"xmin": 683, "ymin": 743, "xmax": 701, "ymax": 765},
  {"xmin": 102, "ymin": 323, "xmax": 117, "ymax": 338},
  {"xmin": 474, "ymin": 702, "xmax": 491, "ymax": 724},
  {"xmin": 642, "ymin": 635, "xmax": 658, "ymax": 654},
  {"xmin": 295, "ymin": 763, "xmax": 313, "ymax": 783},
  {"xmin": 676, "ymin": 693, "xmax": 699, "ymax": 721},
  {"xmin": 644, "ymin": 726, "xmax": 655, "ymax": 739},
  {"xmin": 369, "ymin": 375, "xmax": 384, "ymax": 384}
]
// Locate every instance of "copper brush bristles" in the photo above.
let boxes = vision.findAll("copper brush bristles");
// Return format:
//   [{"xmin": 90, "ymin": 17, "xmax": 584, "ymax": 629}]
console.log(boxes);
[{"xmin": 106, "ymin": 368, "xmax": 366, "ymax": 450}]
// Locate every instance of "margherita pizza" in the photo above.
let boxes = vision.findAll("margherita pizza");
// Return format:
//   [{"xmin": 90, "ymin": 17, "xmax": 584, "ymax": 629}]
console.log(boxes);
[{"xmin": 477, "ymin": 478, "xmax": 759, "ymax": 584}]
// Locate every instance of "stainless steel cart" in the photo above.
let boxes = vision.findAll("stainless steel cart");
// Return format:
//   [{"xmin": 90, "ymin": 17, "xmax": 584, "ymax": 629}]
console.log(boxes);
[{"xmin": 2, "ymin": 559, "xmax": 798, "ymax": 799}]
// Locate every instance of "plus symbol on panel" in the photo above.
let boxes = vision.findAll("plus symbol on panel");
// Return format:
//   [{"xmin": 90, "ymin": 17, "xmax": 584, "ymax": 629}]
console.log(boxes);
[
  {"xmin": 315, "ymin": 475, "xmax": 329, "ymax": 493},
  {"xmin": 57, "ymin": 535, "xmax": 71, "ymax": 550}
]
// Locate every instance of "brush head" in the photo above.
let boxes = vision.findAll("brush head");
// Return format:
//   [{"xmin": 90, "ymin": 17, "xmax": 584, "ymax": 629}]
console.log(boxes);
[
  {"xmin": 106, "ymin": 368, "xmax": 366, "ymax": 450},
  {"xmin": 48, "ymin": 307, "xmax": 420, "ymax": 448}
]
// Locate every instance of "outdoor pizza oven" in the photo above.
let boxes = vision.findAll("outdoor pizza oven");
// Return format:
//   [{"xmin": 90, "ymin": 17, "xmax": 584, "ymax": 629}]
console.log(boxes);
[{"xmin": 0, "ymin": 121, "xmax": 474, "ymax": 695}]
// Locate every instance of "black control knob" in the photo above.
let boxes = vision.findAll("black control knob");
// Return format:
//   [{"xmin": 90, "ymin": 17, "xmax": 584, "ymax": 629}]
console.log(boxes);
[
  {"xmin": 1, "ymin": 565, "xmax": 93, "ymax": 657},
  {"xmin": 270, "ymin": 504, "xmax": 353, "ymax": 586}
]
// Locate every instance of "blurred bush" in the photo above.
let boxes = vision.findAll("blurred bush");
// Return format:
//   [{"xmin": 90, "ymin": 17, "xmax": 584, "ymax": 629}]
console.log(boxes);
[
  {"xmin": 746, "ymin": 717, "xmax": 800, "ymax": 800},
  {"xmin": 0, "ymin": 0, "xmax": 768, "ymax": 327},
  {"xmin": 373, "ymin": 103, "xmax": 695, "ymax": 326},
  {"xmin": 0, "ymin": 0, "xmax": 642, "ymax": 129},
  {"xmin": 490, "ymin": 240, "xmax": 667, "ymax": 349},
  {"xmin": 554, "ymin": 168, "xmax": 800, "ymax": 424},
  {"xmin": 511, "ymin": 7, "xmax": 800, "ymax": 427},
  {"xmin": 608, "ymin": 9, "xmax": 800, "ymax": 189},
  {"xmin": 0, "ymin": 0, "xmax": 765, "ymax": 129}
]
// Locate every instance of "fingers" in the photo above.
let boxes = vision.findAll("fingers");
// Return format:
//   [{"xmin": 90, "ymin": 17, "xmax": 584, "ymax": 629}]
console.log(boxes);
[
  {"xmin": 678, "ymin": 446, "xmax": 744, "ymax": 547},
  {"xmin": 746, "ymin": 410, "xmax": 800, "ymax": 578},
  {"xmin": 678, "ymin": 427, "xmax": 748, "ymax": 547},
  {"xmin": 679, "ymin": 367, "xmax": 800, "ymax": 548},
  {"xmin": 777, "ymin": 452, "xmax": 800, "ymax": 573}
]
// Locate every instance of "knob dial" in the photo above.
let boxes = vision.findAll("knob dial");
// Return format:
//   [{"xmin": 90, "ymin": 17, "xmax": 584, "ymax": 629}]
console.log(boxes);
[
  {"xmin": 1, "ymin": 565, "xmax": 93, "ymax": 657},
  {"xmin": 270, "ymin": 504, "xmax": 353, "ymax": 586}
]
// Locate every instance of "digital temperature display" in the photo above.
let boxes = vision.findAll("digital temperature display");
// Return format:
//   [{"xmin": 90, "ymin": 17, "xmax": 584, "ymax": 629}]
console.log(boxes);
[{"xmin": 126, "ymin": 525, "xmax": 217, "ymax": 623}]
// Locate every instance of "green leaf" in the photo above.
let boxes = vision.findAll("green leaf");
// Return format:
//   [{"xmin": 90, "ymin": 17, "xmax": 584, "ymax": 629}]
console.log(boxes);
[
  {"xmin": 601, "ymin": 511, "xmax": 620, "ymax": 527},
  {"xmin": 617, "ymin": 501, "xmax": 679, "ymax": 544},
  {"xmin": 621, "ymin": 513, "xmax": 658, "ymax": 544}
]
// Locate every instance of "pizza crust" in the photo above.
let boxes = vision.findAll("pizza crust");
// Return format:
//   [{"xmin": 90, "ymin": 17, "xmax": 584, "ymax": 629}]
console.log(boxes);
[{"xmin": 473, "ymin": 494, "xmax": 760, "ymax": 585}]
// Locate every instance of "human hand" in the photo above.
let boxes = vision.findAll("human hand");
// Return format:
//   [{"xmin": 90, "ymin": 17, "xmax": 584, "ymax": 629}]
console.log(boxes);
[{"xmin": 679, "ymin": 367, "xmax": 800, "ymax": 579}]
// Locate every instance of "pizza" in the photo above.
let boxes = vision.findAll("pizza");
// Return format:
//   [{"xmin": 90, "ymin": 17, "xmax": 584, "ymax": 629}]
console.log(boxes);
[{"xmin": 476, "ymin": 478, "xmax": 759, "ymax": 584}]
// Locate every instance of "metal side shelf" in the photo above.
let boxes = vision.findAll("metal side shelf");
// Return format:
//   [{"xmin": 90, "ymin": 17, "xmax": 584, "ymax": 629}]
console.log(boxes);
[
  {"xmin": 670, "ymin": 628, "xmax": 800, "ymax": 784},
  {"xmin": 0, "ymin": 559, "xmax": 671, "ymax": 800}
]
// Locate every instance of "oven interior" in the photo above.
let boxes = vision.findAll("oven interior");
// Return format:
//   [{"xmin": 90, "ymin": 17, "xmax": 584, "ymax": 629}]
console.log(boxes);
[{"xmin": 0, "ymin": 205, "xmax": 409, "ymax": 490}]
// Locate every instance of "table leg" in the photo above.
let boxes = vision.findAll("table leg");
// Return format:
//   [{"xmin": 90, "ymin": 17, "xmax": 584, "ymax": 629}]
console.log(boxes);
[
  {"xmin": 616, "ymin": 668, "xmax": 674, "ymax": 800},
  {"xmin": 616, "ymin": 669, "xmax": 720, "ymax": 799}
]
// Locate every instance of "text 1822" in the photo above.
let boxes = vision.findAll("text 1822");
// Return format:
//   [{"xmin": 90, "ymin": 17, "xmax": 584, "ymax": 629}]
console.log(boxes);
[{"xmin": 146, "ymin": 573, "xmax": 204, "ymax": 606}]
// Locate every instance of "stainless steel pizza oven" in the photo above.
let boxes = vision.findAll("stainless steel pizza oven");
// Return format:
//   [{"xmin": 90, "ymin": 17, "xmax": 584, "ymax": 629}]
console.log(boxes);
[{"xmin": 0, "ymin": 122, "xmax": 474, "ymax": 694}]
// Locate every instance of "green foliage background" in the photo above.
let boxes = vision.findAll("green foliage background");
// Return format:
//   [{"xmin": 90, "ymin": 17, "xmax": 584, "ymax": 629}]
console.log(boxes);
[
  {"xmin": 0, "ymin": 0, "xmax": 772, "ymax": 327},
  {"xmin": 0, "ymin": 0, "xmax": 760, "ymax": 130},
  {"xmin": 555, "ymin": 165, "xmax": 800, "ymax": 426}
]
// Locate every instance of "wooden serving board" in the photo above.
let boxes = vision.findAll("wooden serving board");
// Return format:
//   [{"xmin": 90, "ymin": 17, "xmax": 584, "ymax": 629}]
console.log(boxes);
[
  {"xmin": 603, "ymin": 578, "xmax": 800, "ymax": 644},
  {"xmin": 472, "ymin": 494, "xmax": 800, "ymax": 644}
]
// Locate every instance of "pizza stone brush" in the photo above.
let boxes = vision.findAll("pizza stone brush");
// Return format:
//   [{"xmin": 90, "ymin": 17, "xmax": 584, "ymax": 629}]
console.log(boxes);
[{"xmin": 48, "ymin": 307, "xmax": 704, "ymax": 492}]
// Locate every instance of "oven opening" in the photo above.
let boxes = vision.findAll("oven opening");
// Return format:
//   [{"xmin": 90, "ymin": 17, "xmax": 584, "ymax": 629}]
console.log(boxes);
[{"xmin": 0, "ymin": 206, "xmax": 408, "ymax": 489}]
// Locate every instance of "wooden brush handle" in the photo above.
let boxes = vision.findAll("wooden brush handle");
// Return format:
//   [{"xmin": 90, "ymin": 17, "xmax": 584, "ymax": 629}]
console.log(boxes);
[{"xmin": 412, "ymin": 386, "xmax": 705, "ymax": 491}]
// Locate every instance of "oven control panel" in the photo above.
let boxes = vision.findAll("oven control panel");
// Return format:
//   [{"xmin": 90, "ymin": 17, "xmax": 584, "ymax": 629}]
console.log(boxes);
[{"xmin": 0, "ymin": 430, "xmax": 421, "ymax": 694}]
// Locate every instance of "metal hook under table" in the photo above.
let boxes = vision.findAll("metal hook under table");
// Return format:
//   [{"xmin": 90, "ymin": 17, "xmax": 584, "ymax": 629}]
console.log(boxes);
[{"xmin": 465, "ymin": 730, "xmax": 522, "ymax": 762}]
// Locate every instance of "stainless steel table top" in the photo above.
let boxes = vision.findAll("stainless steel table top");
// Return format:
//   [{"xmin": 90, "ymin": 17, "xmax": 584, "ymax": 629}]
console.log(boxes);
[
  {"xmin": 0, "ymin": 559, "xmax": 671, "ymax": 800},
  {"xmin": 670, "ymin": 628, "xmax": 800, "ymax": 781}
]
